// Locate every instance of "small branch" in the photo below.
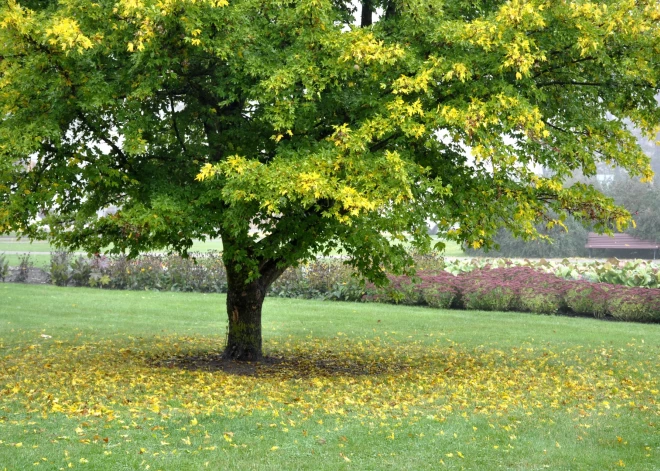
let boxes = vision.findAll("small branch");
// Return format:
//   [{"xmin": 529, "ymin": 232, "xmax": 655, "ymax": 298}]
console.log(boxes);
[
  {"xmin": 532, "ymin": 56, "xmax": 597, "ymax": 79},
  {"xmin": 370, "ymin": 132, "xmax": 402, "ymax": 152},
  {"xmin": 536, "ymin": 81, "xmax": 608, "ymax": 88},
  {"xmin": 169, "ymin": 96, "xmax": 189, "ymax": 156},
  {"xmin": 542, "ymin": 120, "xmax": 590, "ymax": 138},
  {"xmin": 77, "ymin": 113, "xmax": 128, "ymax": 166}
]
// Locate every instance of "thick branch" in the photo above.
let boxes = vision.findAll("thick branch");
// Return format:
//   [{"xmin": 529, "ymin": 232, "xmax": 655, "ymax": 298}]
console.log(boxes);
[{"xmin": 361, "ymin": 0, "xmax": 372, "ymax": 27}]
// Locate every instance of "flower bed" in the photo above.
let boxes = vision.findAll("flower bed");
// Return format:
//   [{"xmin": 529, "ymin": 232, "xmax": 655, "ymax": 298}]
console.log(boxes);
[
  {"xmin": 366, "ymin": 266, "xmax": 660, "ymax": 322},
  {"xmin": 441, "ymin": 257, "xmax": 660, "ymax": 289}
]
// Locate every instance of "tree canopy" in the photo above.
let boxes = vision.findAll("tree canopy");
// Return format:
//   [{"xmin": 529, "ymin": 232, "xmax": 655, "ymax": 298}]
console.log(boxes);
[{"xmin": 1, "ymin": 0, "xmax": 660, "ymax": 359}]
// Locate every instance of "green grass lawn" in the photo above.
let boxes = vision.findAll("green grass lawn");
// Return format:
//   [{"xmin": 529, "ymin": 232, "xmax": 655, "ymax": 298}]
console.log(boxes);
[
  {"xmin": 1, "ymin": 253, "xmax": 51, "ymax": 269},
  {"xmin": 436, "ymin": 239, "xmax": 464, "ymax": 257},
  {"xmin": 1, "ymin": 285, "xmax": 658, "ymax": 470}
]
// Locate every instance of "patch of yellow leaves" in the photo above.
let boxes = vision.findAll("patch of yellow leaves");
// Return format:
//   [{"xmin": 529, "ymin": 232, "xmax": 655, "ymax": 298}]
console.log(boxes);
[
  {"xmin": 2, "ymin": 335, "xmax": 658, "ymax": 430},
  {"xmin": 46, "ymin": 17, "xmax": 94, "ymax": 53}
]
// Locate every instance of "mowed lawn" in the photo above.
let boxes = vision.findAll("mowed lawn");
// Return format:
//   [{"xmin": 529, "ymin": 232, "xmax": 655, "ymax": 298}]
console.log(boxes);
[{"xmin": 1, "ymin": 285, "xmax": 658, "ymax": 470}]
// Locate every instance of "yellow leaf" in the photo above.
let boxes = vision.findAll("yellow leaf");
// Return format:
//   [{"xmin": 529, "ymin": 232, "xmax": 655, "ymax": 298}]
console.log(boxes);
[{"xmin": 270, "ymin": 446, "xmax": 279, "ymax": 451}]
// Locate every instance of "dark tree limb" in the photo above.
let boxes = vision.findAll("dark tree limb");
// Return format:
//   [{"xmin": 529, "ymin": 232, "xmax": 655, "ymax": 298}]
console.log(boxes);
[{"xmin": 361, "ymin": 0, "xmax": 372, "ymax": 27}]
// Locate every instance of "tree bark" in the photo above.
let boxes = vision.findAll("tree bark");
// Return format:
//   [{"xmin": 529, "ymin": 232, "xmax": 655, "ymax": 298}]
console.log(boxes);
[
  {"xmin": 384, "ymin": 0, "xmax": 397, "ymax": 20},
  {"xmin": 361, "ymin": 0, "xmax": 373, "ymax": 27},
  {"xmin": 223, "ymin": 277, "xmax": 266, "ymax": 361},
  {"xmin": 222, "ymin": 259, "xmax": 284, "ymax": 361}
]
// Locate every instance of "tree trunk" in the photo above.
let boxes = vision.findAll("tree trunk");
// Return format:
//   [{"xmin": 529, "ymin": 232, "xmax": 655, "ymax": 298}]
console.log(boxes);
[
  {"xmin": 361, "ymin": 0, "xmax": 373, "ymax": 27},
  {"xmin": 223, "ymin": 276, "xmax": 267, "ymax": 361},
  {"xmin": 222, "ymin": 258, "xmax": 284, "ymax": 361}
]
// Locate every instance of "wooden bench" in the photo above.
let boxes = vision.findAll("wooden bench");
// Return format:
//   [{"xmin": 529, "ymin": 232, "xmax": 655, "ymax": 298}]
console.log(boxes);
[{"xmin": 585, "ymin": 233, "xmax": 659, "ymax": 260}]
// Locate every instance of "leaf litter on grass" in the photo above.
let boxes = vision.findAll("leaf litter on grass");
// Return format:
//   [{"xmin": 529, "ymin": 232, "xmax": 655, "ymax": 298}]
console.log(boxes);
[{"xmin": 0, "ymin": 333, "xmax": 658, "ymax": 468}]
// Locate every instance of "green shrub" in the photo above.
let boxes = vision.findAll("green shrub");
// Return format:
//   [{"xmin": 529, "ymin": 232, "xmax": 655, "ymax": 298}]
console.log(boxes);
[
  {"xmin": 420, "ymin": 287, "xmax": 456, "ymax": 309},
  {"xmin": 15, "ymin": 254, "xmax": 32, "ymax": 283},
  {"xmin": 0, "ymin": 253, "xmax": 8, "ymax": 282},
  {"xmin": 363, "ymin": 276, "xmax": 423, "ymax": 306},
  {"xmin": 517, "ymin": 288, "xmax": 564, "ymax": 314},
  {"xmin": 50, "ymin": 251, "xmax": 72, "ymax": 286},
  {"xmin": 564, "ymin": 284, "xmax": 609, "ymax": 318},
  {"xmin": 324, "ymin": 275, "xmax": 365, "ymax": 302},
  {"xmin": 69, "ymin": 256, "xmax": 93, "ymax": 287},
  {"xmin": 270, "ymin": 260, "xmax": 361, "ymax": 300},
  {"xmin": 607, "ymin": 289, "xmax": 660, "ymax": 322},
  {"xmin": 460, "ymin": 285, "xmax": 516, "ymax": 311}
]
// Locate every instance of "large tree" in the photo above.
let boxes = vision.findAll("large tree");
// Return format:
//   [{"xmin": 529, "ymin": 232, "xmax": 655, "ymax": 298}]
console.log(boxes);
[{"xmin": 1, "ymin": 0, "xmax": 659, "ymax": 359}]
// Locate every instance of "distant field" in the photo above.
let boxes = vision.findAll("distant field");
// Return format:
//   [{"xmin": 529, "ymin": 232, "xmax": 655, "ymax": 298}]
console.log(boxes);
[
  {"xmin": 0, "ymin": 237, "xmax": 223, "ymax": 254},
  {"xmin": 0, "ymin": 238, "xmax": 54, "ymax": 253},
  {"xmin": 0, "ymin": 237, "xmax": 226, "ymax": 267},
  {"xmin": 0, "ymin": 236, "xmax": 466, "ymax": 267},
  {"xmin": 436, "ymin": 239, "xmax": 464, "ymax": 257},
  {"xmin": 0, "ymin": 253, "xmax": 51, "ymax": 268}
]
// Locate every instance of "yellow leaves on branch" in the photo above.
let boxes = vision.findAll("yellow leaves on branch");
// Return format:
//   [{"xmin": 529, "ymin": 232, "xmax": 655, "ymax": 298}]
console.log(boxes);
[
  {"xmin": 439, "ymin": 94, "xmax": 549, "ymax": 155},
  {"xmin": 392, "ymin": 65, "xmax": 436, "ymax": 95},
  {"xmin": 336, "ymin": 186, "xmax": 377, "ymax": 216},
  {"xmin": 46, "ymin": 17, "xmax": 94, "ymax": 53},
  {"xmin": 462, "ymin": 0, "xmax": 547, "ymax": 76},
  {"xmin": 195, "ymin": 163, "xmax": 217, "ymax": 182},
  {"xmin": 500, "ymin": 32, "xmax": 546, "ymax": 79},
  {"xmin": 443, "ymin": 63, "xmax": 470, "ymax": 83},
  {"xmin": 339, "ymin": 30, "xmax": 405, "ymax": 66},
  {"xmin": 116, "ymin": 0, "xmax": 228, "ymax": 17},
  {"xmin": 195, "ymin": 148, "xmax": 414, "ymax": 223},
  {"xmin": 297, "ymin": 171, "xmax": 324, "ymax": 199},
  {"xmin": 0, "ymin": 0, "xmax": 34, "ymax": 34},
  {"xmin": 460, "ymin": 0, "xmax": 660, "ymax": 79},
  {"xmin": 495, "ymin": 0, "xmax": 546, "ymax": 28},
  {"xmin": 114, "ymin": 0, "xmax": 227, "ymax": 53}
]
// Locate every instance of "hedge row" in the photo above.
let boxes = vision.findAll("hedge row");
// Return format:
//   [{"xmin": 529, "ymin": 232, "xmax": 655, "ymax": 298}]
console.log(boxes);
[
  {"xmin": 366, "ymin": 266, "xmax": 660, "ymax": 322},
  {"xmin": 6, "ymin": 252, "xmax": 658, "ymax": 323},
  {"xmin": 48, "ymin": 252, "xmax": 365, "ymax": 301}
]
